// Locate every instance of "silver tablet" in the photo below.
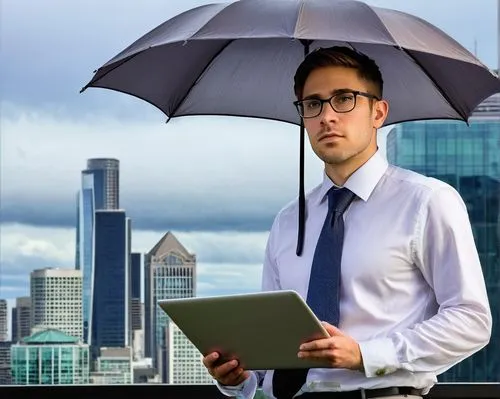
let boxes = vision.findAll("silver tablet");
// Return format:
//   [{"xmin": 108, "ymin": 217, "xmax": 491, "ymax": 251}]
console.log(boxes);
[{"xmin": 158, "ymin": 290, "xmax": 330, "ymax": 370}]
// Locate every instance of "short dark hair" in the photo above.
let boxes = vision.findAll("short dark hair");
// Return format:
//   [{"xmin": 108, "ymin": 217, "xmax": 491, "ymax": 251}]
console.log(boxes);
[{"xmin": 294, "ymin": 46, "xmax": 383, "ymax": 100}]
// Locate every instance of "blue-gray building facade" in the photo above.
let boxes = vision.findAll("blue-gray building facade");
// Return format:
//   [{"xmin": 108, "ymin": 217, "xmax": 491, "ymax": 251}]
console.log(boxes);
[
  {"xmin": 91, "ymin": 210, "xmax": 131, "ymax": 359},
  {"xmin": 75, "ymin": 159, "xmax": 120, "ymax": 345}
]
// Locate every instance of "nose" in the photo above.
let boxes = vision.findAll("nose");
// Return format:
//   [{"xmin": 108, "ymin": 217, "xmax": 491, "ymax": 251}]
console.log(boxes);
[{"xmin": 320, "ymin": 101, "xmax": 340, "ymax": 124}]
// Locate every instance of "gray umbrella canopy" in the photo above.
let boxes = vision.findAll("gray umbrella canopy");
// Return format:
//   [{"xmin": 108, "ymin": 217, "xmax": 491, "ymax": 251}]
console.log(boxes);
[{"xmin": 81, "ymin": 0, "xmax": 500, "ymax": 126}]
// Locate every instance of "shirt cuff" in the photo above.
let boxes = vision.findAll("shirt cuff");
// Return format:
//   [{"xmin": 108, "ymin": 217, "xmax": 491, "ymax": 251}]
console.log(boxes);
[
  {"xmin": 214, "ymin": 372, "xmax": 258, "ymax": 399},
  {"xmin": 358, "ymin": 337, "xmax": 400, "ymax": 378}
]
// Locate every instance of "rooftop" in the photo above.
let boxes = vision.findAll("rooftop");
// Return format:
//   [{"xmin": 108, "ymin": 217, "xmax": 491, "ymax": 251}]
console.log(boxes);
[{"xmin": 22, "ymin": 329, "xmax": 80, "ymax": 345}]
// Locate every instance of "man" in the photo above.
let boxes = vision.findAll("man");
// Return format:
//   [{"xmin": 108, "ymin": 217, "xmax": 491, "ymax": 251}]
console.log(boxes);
[{"xmin": 202, "ymin": 46, "xmax": 492, "ymax": 399}]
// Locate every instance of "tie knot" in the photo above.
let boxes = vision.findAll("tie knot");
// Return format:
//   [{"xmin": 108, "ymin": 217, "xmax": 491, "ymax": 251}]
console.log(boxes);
[{"xmin": 327, "ymin": 187, "xmax": 356, "ymax": 214}]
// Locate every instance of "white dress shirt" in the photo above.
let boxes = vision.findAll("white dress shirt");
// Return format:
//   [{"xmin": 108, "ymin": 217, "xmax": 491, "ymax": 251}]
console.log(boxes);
[{"xmin": 217, "ymin": 150, "xmax": 491, "ymax": 399}]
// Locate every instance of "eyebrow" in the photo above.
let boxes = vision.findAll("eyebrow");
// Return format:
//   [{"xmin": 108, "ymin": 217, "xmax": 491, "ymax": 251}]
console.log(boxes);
[{"xmin": 302, "ymin": 88, "xmax": 354, "ymax": 101}]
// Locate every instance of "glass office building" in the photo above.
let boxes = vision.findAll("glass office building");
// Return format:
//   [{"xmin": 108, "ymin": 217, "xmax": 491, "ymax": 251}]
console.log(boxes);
[
  {"xmin": 10, "ymin": 329, "xmax": 89, "ymax": 385},
  {"xmin": 91, "ymin": 210, "xmax": 131, "ymax": 359},
  {"xmin": 76, "ymin": 158, "xmax": 120, "ymax": 345},
  {"xmin": 76, "ymin": 172, "xmax": 96, "ymax": 344},
  {"xmin": 386, "ymin": 94, "xmax": 500, "ymax": 381},
  {"xmin": 84, "ymin": 158, "xmax": 120, "ymax": 210},
  {"xmin": 144, "ymin": 231, "xmax": 196, "ymax": 381}
]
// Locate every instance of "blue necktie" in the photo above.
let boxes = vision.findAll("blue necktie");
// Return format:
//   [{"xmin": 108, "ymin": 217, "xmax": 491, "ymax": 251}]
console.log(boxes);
[
  {"xmin": 306, "ymin": 186, "xmax": 356, "ymax": 325},
  {"xmin": 272, "ymin": 187, "xmax": 356, "ymax": 399}
]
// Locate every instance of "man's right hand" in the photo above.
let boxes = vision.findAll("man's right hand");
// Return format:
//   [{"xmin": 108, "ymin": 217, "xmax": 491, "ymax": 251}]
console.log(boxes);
[{"xmin": 202, "ymin": 352, "xmax": 250, "ymax": 386}]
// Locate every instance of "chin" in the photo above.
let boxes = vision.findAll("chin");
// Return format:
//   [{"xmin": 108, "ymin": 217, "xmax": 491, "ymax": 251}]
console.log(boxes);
[{"xmin": 320, "ymin": 150, "xmax": 353, "ymax": 165}]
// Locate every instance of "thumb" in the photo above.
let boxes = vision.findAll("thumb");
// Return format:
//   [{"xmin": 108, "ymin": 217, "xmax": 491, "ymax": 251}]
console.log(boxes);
[{"xmin": 322, "ymin": 322, "xmax": 345, "ymax": 337}]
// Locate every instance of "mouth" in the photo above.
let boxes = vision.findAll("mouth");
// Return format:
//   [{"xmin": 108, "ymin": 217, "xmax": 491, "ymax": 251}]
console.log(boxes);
[{"xmin": 318, "ymin": 132, "xmax": 344, "ymax": 142}]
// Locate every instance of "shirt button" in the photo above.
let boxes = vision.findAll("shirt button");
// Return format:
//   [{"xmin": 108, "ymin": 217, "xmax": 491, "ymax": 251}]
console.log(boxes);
[{"xmin": 375, "ymin": 368, "xmax": 386, "ymax": 376}]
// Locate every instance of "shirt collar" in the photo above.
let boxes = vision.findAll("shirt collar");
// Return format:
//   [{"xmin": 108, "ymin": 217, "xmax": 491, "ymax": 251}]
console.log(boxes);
[{"xmin": 316, "ymin": 150, "xmax": 388, "ymax": 204}]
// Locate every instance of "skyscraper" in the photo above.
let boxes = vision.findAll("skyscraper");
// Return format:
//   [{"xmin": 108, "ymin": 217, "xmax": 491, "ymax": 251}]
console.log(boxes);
[
  {"xmin": 84, "ymin": 158, "xmax": 120, "ymax": 210},
  {"xmin": 386, "ymin": 94, "xmax": 500, "ymax": 381},
  {"xmin": 11, "ymin": 297, "xmax": 31, "ymax": 343},
  {"xmin": 0, "ymin": 300, "xmax": 7, "ymax": 342},
  {"xmin": 30, "ymin": 268, "xmax": 83, "ymax": 339},
  {"xmin": 130, "ymin": 253, "xmax": 142, "ymax": 332},
  {"xmin": 76, "ymin": 172, "xmax": 95, "ymax": 343},
  {"xmin": 91, "ymin": 210, "xmax": 131, "ymax": 358},
  {"xmin": 144, "ymin": 232, "xmax": 196, "ymax": 381},
  {"xmin": 76, "ymin": 158, "xmax": 120, "ymax": 344}
]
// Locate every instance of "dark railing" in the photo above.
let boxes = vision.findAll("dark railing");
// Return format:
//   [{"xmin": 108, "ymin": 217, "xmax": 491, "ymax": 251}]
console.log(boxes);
[{"xmin": 0, "ymin": 383, "xmax": 499, "ymax": 399}]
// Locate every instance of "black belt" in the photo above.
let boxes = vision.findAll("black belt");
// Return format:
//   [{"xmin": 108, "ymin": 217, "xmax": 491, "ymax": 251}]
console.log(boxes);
[{"xmin": 297, "ymin": 386, "xmax": 423, "ymax": 399}]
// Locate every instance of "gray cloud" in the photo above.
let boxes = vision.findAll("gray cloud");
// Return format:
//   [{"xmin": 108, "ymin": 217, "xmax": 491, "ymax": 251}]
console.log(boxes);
[
  {"xmin": 0, "ymin": 225, "xmax": 266, "ymax": 300},
  {"xmin": 174, "ymin": 231, "xmax": 267, "ymax": 264},
  {"xmin": 0, "ymin": 0, "xmax": 210, "ymax": 120},
  {"xmin": 1, "ymin": 111, "xmax": 329, "ymax": 232},
  {"xmin": 0, "ymin": 197, "xmax": 278, "ymax": 232},
  {"xmin": 0, "ymin": 258, "xmax": 57, "ymax": 298},
  {"xmin": 196, "ymin": 262, "xmax": 262, "ymax": 297}
]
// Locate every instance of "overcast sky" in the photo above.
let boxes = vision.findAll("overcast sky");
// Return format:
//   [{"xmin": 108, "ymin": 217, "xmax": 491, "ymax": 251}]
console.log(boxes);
[{"xmin": 1, "ymin": 0, "xmax": 499, "ymax": 316}]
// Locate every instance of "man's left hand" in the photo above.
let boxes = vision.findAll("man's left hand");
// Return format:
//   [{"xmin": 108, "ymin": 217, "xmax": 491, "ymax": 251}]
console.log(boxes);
[{"xmin": 297, "ymin": 322, "xmax": 364, "ymax": 371}]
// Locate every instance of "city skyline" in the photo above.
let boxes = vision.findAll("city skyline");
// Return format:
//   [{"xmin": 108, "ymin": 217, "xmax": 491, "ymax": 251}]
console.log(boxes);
[{"xmin": 1, "ymin": 0, "xmax": 499, "ymax": 323}]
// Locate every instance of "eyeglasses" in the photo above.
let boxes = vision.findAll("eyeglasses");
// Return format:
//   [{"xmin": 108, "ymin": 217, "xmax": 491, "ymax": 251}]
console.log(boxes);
[{"xmin": 294, "ymin": 90, "xmax": 380, "ymax": 119}]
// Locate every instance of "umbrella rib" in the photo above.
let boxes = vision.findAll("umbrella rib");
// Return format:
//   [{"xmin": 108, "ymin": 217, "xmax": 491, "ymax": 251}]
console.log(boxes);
[
  {"xmin": 167, "ymin": 39, "xmax": 235, "ymax": 122},
  {"xmin": 357, "ymin": 2, "xmax": 468, "ymax": 121},
  {"xmin": 399, "ymin": 48, "xmax": 468, "ymax": 121},
  {"xmin": 356, "ymin": 2, "xmax": 400, "ymax": 46},
  {"xmin": 80, "ymin": 52, "xmax": 144, "ymax": 93},
  {"xmin": 293, "ymin": 0, "xmax": 307, "ymax": 38}
]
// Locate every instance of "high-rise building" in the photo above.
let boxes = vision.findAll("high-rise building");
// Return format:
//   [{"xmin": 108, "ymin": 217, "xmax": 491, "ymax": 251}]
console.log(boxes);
[
  {"xmin": 130, "ymin": 253, "xmax": 142, "ymax": 332},
  {"xmin": 10, "ymin": 309, "xmax": 16, "ymax": 344},
  {"xmin": 11, "ymin": 297, "xmax": 31, "ymax": 343},
  {"xmin": 164, "ymin": 321, "xmax": 212, "ymax": 384},
  {"xmin": 0, "ymin": 300, "xmax": 7, "ymax": 342},
  {"xmin": 91, "ymin": 210, "xmax": 131, "ymax": 358},
  {"xmin": 386, "ymin": 93, "xmax": 500, "ymax": 381},
  {"xmin": 84, "ymin": 158, "xmax": 120, "ymax": 210},
  {"xmin": 76, "ymin": 158, "xmax": 120, "ymax": 344},
  {"xmin": 30, "ymin": 268, "xmax": 83, "ymax": 340},
  {"xmin": 0, "ymin": 341, "xmax": 12, "ymax": 385},
  {"xmin": 144, "ymin": 232, "xmax": 196, "ymax": 381},
  {"xmin": 76, "ymin": 171, "xmax": 96, "ymax": 343},
  {"xmin": 10, "ymin": 329, "xmax": 89, "ymax": 385},
  {"xmin": 130, "ymin": 253, "xmax": 143, "ymax": 360}
]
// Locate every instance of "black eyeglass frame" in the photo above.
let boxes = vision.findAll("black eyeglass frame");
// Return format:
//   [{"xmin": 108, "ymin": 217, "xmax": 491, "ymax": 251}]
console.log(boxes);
[{"xmin": 293, "ymin": 90, "xmax": 381, "ymax": 119}]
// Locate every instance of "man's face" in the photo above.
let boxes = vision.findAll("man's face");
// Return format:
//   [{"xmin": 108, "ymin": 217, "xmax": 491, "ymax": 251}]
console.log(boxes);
[{"xmin": 301, "ymin": 66, "xmax": 387, "ymax": 167}]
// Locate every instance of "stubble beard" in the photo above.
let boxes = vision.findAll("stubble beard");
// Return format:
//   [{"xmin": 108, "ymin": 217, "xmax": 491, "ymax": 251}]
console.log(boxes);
[{"xmin": 316, "ymin": 147, "xmax": 357, "ymax": 166}]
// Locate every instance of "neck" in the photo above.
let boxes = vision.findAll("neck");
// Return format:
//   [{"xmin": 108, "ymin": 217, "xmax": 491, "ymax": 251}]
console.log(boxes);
[{"xmin": 324, "ymin": 146, "xmax": 377, "ymax": 186}]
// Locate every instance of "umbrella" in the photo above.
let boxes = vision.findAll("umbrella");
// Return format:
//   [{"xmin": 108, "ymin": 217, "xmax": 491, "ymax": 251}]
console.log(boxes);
[{"xmin": 80, "ymin": 0, "xmax": 500, "ymax": 255}]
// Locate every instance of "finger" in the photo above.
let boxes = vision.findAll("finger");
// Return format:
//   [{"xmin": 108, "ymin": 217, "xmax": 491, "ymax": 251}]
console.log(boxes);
[
  {"xmin": 300, "ymin": 338, "xmax": 335, "ymax": 351},
  {"xmin": 298, "ymin": 349, "xmax": 335, "ymax": 361},
  {"xmin": 322, "ymin": 322, "xmax": 344, "ymax": 336},
  {"xmin": 202, "ymin": 352, "xmax": 221, "ymax": 368},
  {"xmin": 219, "ymin": 367, "xmax": 250, "ymax": 386},
  {"xmin": 213, "ymin": 359, "xmax": 240, "ymax": 379}
]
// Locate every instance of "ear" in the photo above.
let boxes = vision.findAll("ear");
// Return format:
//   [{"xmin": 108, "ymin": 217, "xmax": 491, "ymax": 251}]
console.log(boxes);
[{"xmin": 373, "ymin": 99, "xmax": 389, "ymax": 129}]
